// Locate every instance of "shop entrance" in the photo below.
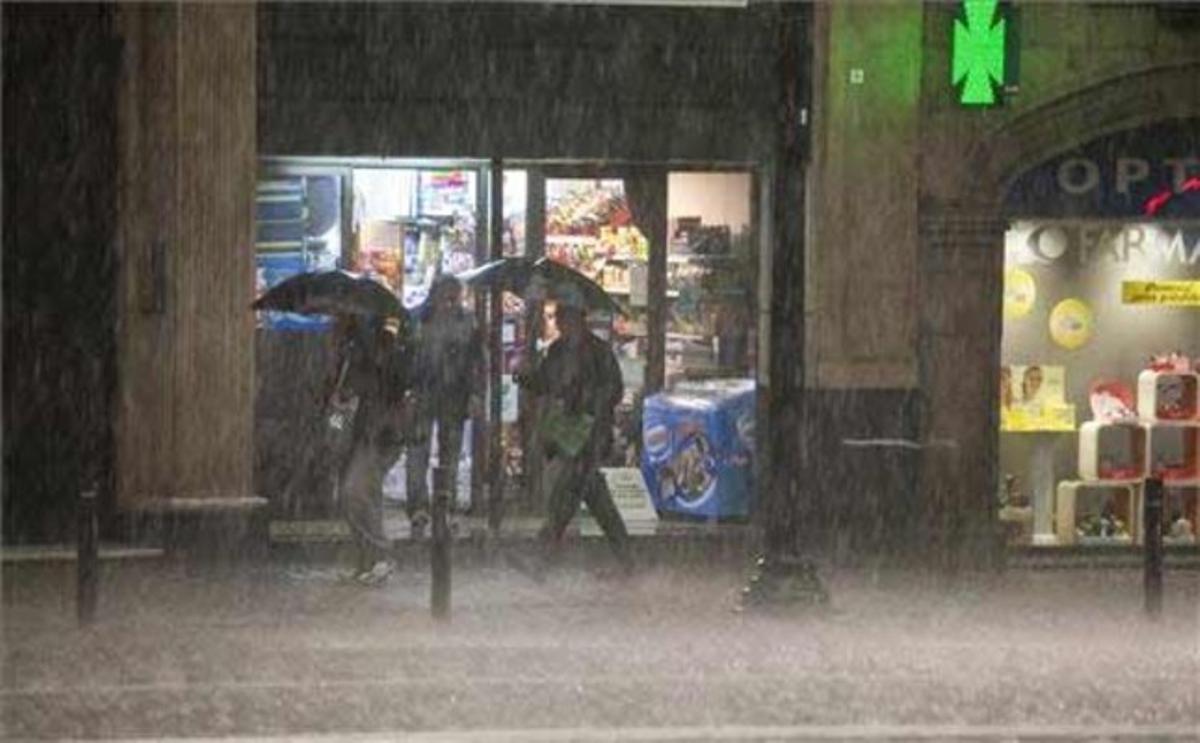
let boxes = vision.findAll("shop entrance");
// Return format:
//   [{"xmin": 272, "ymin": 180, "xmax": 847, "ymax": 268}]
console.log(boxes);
[
  {"xmin": 252, "ymin": 157, "xmax": 766, "ymax": 530},
  {"xmin": 996, "ymin": 120, "xmax": 1200, "ymax": 550}
]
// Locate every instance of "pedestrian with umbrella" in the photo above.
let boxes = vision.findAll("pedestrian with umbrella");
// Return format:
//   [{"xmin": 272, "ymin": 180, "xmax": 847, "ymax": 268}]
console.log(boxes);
[
  {"xmin": 460, "ymin": 258, "xmax": 634, "ymax": 577},
  {"xmin": 512, "ymin": 286, "xmax": 634, "ymax": 579},
  {"xmin": 253, "ymin": 270, "xmax": 410, "ymax": 585},
  {"xmin": 404, "ymin": 274, "xmax": 483, "ymax": 536}
]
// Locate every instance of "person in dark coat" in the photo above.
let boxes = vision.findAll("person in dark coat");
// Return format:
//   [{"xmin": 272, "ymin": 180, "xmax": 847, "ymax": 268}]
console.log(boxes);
[
  {"xmin": 405, "ymin": 275, "xmax": 482, "ymax": 534},
  {"xmin": 330, "ymin": 314, "xmax": 409, "ymax": 585},
  {"xmin": 513, "ymin": 291, "xmax": 633, "ymax": 577}
]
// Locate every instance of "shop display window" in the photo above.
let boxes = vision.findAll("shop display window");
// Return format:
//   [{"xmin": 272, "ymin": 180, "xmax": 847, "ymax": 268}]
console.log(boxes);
[
  {"xmin": 1000, "ymin": 220, "xmax": 1200, "ymax": 547},
  {"xmin": 255, "ymin": 159, "xmax": 766, "ymax": 521}
]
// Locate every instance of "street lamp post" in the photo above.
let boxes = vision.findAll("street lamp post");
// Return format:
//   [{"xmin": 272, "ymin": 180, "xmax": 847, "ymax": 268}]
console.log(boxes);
[
  {"xmin": 1143, "ymin": 475, "xmax": 1164, "ymax": 618},
  {"xmin": 431, "ymin": 464, "xmax": 452, "ymax": 620},
  {"xmin": 77, "ymin": 486, "xmax": 99, "ymax": 625}
]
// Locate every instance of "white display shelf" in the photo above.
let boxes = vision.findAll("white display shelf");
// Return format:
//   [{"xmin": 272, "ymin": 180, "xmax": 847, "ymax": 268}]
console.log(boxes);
[
  {"xmin": 1077, "ymin": 420, "xmax": 1147, "ymax": 481},
  {"xmin": 1055, "ymin": 480, "xmax": 1141, "ymax": 546},
  {"xmin": 1137, "ymin": 369, "xmax": 1200, "ymax": 421},
  {"xmin": 1145, "ymin": 420, "xmax": 1200, "ymax": 482},
  {"xmin": 1162, "ymin": 484, "xmax": 1200, "ymax": 544}
]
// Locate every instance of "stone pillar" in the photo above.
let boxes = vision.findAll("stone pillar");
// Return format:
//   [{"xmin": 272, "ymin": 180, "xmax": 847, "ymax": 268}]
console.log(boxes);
[
  {"xmin": 115, "ymin": 4, "xmax": 256, "ymax": 509},
  {"xmin": 916, "ymin": 207, "xmax": 1009, "ymax": 571}
]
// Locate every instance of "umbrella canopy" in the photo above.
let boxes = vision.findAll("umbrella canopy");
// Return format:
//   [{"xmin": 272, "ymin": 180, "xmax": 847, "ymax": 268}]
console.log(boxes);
[
  {"xmin": 252, "ymin": 270, "xmax": 407, "ymax": 320},
  {"xmin": 457, "ymin": 257, "xmax": 626, "ymax": 316}
]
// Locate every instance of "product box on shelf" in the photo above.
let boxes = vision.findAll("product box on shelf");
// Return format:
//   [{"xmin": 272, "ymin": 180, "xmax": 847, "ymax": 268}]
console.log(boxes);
[
  {"xmin": 1055, "ymin": 480, "xmax": 1139, "ymax": 546},
  {"xmin": 1078, "ymin": 420, "xmax": 1147, "ymax": 481},
  {"xmin": 1146, "ymin": 421, "xmax": 1200, "ymax": 482},
  {"xmin": 640, "ymin": 379, "xmax": 755, "ymax": 519},
  {"xmin": 1137, "ymin": 370, "xmax": 1200, "ymax": 421},
  {"xmin": 1163, "ymin": 485, "xmax": 1198, "ymax": 545}
]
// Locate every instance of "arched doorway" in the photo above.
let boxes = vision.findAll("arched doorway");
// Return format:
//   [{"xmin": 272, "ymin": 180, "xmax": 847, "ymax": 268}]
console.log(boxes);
[
  {"xmin": 915, "ymin": 64, "xmax": 1200, "ymax": 568},
  {"xmin": 948, "ymin": 66, "xmax": 1200, "ymax": 560}
]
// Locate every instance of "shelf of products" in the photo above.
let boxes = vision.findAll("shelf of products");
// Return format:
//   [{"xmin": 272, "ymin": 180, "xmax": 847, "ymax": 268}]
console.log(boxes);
[
  {"xmin": 1147, "ymin": 421, "xmax": 1200, "ymax": 482},
  {"xmin": 1078, "ymin": 421, "xmax": 1148, "ymax": 481},
  {"xmin": 665, "ymin": 219, "xmax": 754, "ymax": 383},
  {"xmin": 1055, "ymin": 480, "xmax": 1138, "ymax": 546},
  {"xmin": 1059, "ymin": 365, "xmax": 1200, "ymax": 545},
  {"xmin": 1164, "ymin": 485, "xmax": 1200, "ymax": 545},
  {"xmin": 1137, "ymin": 369, "xmax": 1200, "ymax": 421}
]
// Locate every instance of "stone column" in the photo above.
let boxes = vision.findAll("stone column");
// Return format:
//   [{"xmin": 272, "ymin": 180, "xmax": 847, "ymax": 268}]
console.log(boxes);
[
  {"xmin": 115, "ymin": 3, "xmax": 256, "ymax": 508},
  {"xmin": 916, "ymin": 207, "xmax": 1009, "ymax": 571}
]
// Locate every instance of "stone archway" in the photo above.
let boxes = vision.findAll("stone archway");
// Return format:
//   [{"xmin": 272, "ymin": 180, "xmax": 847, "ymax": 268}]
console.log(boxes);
[
  {"xmin": 977, "ymin": 61, "xmax": 1200, "ymax": 208},
  {"xmin": 915, "ymin": 63, "xmax": 1200, "ymax": 570}
]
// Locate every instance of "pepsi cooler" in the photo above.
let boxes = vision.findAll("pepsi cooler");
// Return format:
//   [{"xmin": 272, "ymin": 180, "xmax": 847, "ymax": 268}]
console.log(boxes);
[{"xmin": 640, "ymin": 379, "xmax": 756, "ymax": 519}]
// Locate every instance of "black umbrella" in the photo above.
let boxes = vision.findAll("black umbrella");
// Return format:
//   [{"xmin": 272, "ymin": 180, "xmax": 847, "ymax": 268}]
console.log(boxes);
[
  {"xmin": 252, "ymin": 270, "xmax": 407, "ymax": 319},
  {"xmin": 457, "ymin": 256, "xmax": 626, "ymax": 316}
]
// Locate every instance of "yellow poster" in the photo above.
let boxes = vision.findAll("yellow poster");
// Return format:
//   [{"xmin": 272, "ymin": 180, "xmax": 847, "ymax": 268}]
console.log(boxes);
[
  {"xmin": 1000, "ymin": 364, "xmax": 1076, "ymax": 432},
  {"xmin": 1003, "ymin": 267, "xmax": 1036, "ymax": 319},
  {"xmin": 1121, "ymin": 281, "xmax": 1200, "ymax": 306},
  {"xmin": 1049, "ymin": 298, "xmax": 1094, "ymax": 350}
]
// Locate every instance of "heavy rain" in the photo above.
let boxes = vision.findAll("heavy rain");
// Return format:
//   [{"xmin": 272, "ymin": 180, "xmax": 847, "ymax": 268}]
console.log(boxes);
[{"xmin": 4, "ymin": 2, "xmax": 1200, "ymax": 741}]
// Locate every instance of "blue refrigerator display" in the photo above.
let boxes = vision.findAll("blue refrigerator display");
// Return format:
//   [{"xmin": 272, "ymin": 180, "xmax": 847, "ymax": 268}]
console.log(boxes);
[{"xmin": 640, "ymin": 378, "xmax": 756, "ymax": 519}]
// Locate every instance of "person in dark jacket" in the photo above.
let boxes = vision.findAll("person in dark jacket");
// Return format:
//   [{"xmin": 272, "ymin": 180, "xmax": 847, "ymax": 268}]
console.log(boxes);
[
  {"xmin": 405, "ymin": 275, "xmax": 482, "ymax": 534},
  {"xmin": 513, "ymin": 292, "xmax": 633, "ymax": 577},
  {"xmin": 330, "ymin": 314, "xmax": 409, "ymax": 585}
]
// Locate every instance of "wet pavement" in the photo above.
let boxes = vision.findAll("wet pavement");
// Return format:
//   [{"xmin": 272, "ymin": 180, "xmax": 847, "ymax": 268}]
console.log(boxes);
[{"xmin": 2, "ymin": 557, "xmax": 1198, "ymax": 741}]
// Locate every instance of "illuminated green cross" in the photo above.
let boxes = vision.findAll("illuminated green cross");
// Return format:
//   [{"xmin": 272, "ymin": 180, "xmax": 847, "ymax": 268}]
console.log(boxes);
[{"xmin": 952, "ymin": 0, "xmax": 1007, "ymax": 106}]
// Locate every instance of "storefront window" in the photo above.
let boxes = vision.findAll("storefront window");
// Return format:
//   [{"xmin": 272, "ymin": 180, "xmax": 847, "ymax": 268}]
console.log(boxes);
[
  {"xmin": 665, "ymin": 171, "xmax": 755, "ymax": 383},
  {"xmin": 253, "ymin": 159, "xmax": 766, "ymax": 526},
  {"xmin": 254, "ymin": 173, "xmax": 344, "ymax": 331},
  {"xmin": 999, "ymin": 221, "xmax": 1200, "ymax": 548},
  {"xmin": 354, "ymin": 168, "xmax": 479, "ymax": 309}
]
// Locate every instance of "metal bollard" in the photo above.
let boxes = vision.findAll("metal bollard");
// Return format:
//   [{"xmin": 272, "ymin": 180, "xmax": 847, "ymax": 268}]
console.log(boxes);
[
  {"xmin": 430, "ymin": 465, "xmax": 452, "ymax": 620},
  {"xmin": 77, "ymin": 487, "xmax": 99, "ymax": 625},
  {"xmin": 1143, "ymin": 476, "xmax": 1163, "ymax": 618}
]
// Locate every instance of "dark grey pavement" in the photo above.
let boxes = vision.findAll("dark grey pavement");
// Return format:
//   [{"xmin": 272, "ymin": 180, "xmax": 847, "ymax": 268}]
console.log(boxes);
[{"xmin": 2, "ymin": 555, "xmax": 1198, "ymax": 741}]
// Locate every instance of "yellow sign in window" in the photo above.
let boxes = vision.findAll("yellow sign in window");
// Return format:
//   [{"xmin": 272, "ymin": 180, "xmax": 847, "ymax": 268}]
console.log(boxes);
[{"xmin": 1122, "ymin": 281, "xmax": 1200, "ymax": 307}]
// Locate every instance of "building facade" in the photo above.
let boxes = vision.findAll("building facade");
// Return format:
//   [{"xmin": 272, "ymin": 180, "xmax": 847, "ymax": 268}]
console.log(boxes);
[
  {"xmin": 806, "ymin": 2, "xmax": 1200, "ymax": 567},
  {"xmin": 6, "ymin": 3, "xmax": 1196, "ymax": 568}
]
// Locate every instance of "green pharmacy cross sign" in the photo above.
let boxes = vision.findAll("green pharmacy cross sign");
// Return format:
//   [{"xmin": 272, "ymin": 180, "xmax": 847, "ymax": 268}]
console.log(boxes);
[{"xmin": 952, "ymin": 0, "xmax": 1009, "ymax": 106}]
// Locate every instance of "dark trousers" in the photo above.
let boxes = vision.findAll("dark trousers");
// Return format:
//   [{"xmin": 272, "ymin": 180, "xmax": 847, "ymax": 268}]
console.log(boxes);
[
  {"xmin": 539, "ymin": 454, "xmax": 631, "ymax": 567},
  {"xmin": 405, "ymin": 411, "xmax": 465, "ymax": 517},
  {"xmin": 340, "ymin": 434, "xmax": 401, "ymax": 571}
]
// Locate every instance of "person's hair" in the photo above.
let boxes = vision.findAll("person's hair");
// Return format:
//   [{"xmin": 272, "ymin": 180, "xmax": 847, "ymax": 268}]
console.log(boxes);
[
  {"xmin": 555, "ymin": 302, "xmax": 586, "ymax": 327},
  {"xmin": 430, "ymin": 274, "xmax": 462, "ymax": 296},
  {"xmin": 418, "ymin": 274, "xmax": 463, "ymax": 320}
]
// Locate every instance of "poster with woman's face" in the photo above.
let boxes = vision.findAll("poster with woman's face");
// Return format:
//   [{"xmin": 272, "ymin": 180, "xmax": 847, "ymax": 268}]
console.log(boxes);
[
  {"xmin": 1001, "ymin": 364, "xmax": 1063, "ymax": 406},
  {"xmin": 1000, "ymin": 364, "xmax": 1074, "ymax": 431}
]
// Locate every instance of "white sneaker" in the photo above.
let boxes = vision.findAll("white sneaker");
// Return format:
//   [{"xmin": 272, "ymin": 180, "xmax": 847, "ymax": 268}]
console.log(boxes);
[{"xmin": 356, "ymin": 560, "xmax": 396, "ymax": 586}]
